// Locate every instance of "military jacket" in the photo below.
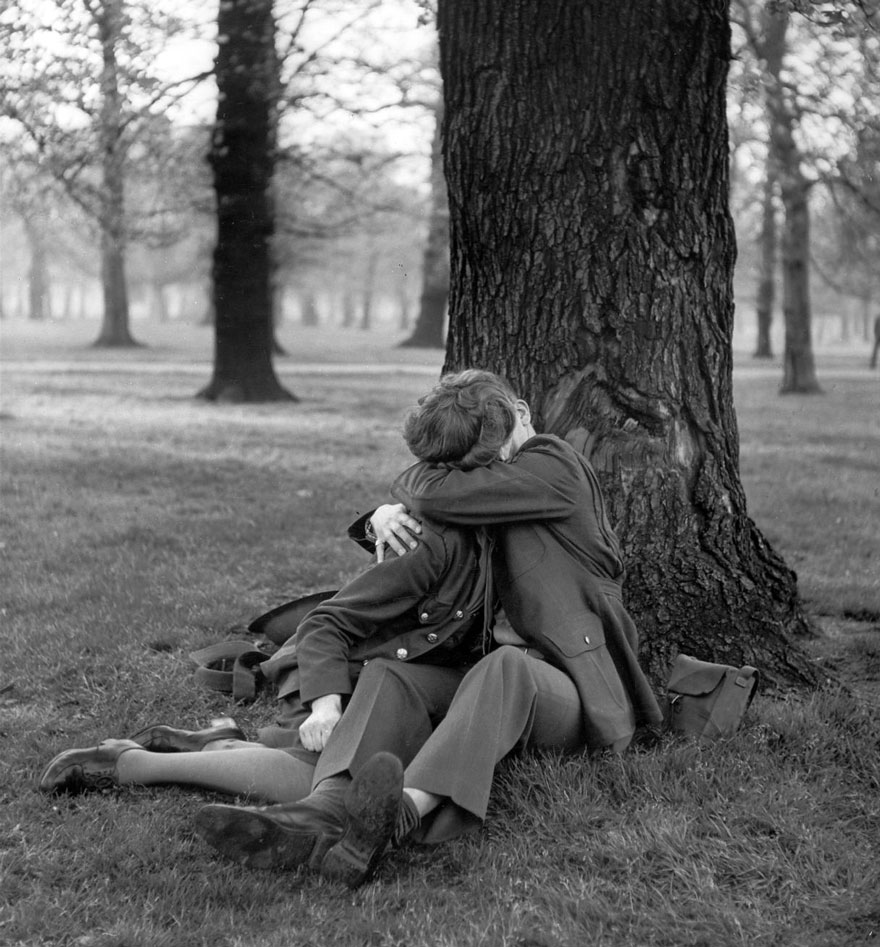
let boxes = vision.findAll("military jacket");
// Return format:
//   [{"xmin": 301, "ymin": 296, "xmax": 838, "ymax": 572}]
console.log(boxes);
[
  {"xmin": 260, "ymin": 515, "xmax": 489, "ymax": 704},
  {"xmin": 392, "ymin": 434, "xmax": 663, "ymax": 748}
]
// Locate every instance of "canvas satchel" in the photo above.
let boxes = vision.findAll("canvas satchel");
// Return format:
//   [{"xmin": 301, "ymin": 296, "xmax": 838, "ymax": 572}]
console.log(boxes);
[
  {"xmin": 666, "ymin": 654, "xmax": 759, "ymax": 741},
  {"xmin": 189, "ymin": 590, "xmax": 340, "ymax": 701}
]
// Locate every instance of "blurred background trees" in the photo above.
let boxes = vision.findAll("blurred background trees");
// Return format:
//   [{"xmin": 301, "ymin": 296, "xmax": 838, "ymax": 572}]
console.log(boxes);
[
  {"xmin": 729, "ymin": 0, "xmax": 880, "ymax": 389},
  {"xmin": 1, "ymin": 0, "xmax": 878, "ymax": 377}
]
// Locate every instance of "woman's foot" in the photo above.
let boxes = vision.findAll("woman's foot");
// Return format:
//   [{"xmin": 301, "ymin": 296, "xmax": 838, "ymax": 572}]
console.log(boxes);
[
  {"xmin": 38, "ymin": 739, "xmax": 143, "ymax": 793},
  {"xmin": 128, "ymin": 717, "xmax": 245, "ymax": 752}
]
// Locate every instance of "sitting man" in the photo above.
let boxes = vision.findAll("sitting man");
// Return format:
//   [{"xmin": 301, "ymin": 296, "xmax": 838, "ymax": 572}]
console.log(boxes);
[{"xmin": 195, "ymin": 369, "xmax": 662, "ymax": 888}]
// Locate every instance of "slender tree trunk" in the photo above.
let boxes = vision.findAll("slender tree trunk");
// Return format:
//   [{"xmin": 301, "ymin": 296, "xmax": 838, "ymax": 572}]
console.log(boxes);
[
  {"xmin": 267, "ymin": 33, "xmax": 287, "ymax": 359},
  {"xmin": 341, "ymin": 292, "xmax": 356, "ymax": 328},
  {"xmin": 760, "ymin": 9, "xmax": 821, "ymax": 394},
  {"xmin": 199, "ymin": 0, "xmax": 294, "ymax": 402},
  {"xmin": 360, "ymin": 249, "xmax": 378, "ymax": 330},
  {"xmin": 93, "ymin": 0, "xmax": 137, "ymax": 347},
  {"xmin": 778, "ymin": 170, "xmax": 821, "ymax": 393},
  {"xmin": 300, "ymin": 293, "xmax": 319, "ymax": 326},
  {"xmin": 439, "ymin": 0, "xmax": 818, "ymax": 687},
  {"xmin": 151, "ymin": 283, "xmax": 169, "ymax": 322},
  {"xmin": 753, "ymin": 166, "xmax": 776, "ymax": 359},
  {"xmin": 397, "ymin": 289, "xmax": 411, "ymax": 330},
  {"xmin": 871, "ymin": 312, "xmax": 880, "ymax": 369},
  {"xmin": 400, "ymin": 96, "xmax": 449, "ymax": 349},
  {"xmin": 24, "ymin": 218, "xmax": 50, "ymax": 321}
]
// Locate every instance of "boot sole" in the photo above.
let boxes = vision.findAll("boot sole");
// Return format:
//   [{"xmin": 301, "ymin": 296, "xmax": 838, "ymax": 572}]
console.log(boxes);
[
  {"xmin": 319, "ymin": 752, "xmax": 403, "ymax": 887},
  {"xmin": 195, "ymin": 805, "xmax": 333, "ymax": 871}
]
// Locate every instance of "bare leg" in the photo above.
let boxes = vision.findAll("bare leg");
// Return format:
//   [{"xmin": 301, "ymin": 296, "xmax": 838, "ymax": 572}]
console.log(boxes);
[{"xmin": 115, "ymin": 745, "xmax": 314, "ymax": 803}]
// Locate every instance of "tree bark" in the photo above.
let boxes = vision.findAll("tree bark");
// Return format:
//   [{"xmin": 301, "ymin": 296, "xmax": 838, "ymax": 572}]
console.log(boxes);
[
  {"xmin": 93, "ymin": 0, "xmax": 137, "ymax": 347},
  {"xmin": 753, "ymin": 166, "xmax": 776, "ymax": 359},
  {"xmin": 438, "ymin": 0, "xmax": 819, "ymax": 687},
  {"xmin": 199, "ymin": 0, "xmax": 294, "ymax": 403},
  {"xmin": 400, "ymin": 97, "xmax": 449, "ymax": 349}
]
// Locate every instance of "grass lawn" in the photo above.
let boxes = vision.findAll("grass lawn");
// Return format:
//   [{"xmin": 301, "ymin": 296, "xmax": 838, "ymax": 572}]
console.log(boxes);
[{"xmin": 1, "ymin": 323, "xmax": 879, "ymax": 947}]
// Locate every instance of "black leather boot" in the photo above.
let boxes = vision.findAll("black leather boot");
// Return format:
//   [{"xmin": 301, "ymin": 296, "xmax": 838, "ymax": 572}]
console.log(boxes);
[{"xmin": 194, "ymin": 785, "xmax": 347, "ymax": 871}]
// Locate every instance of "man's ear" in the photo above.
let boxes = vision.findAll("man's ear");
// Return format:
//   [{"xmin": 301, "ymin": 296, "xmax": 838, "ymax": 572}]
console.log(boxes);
[{"xmin": 515, "ymin": 399, "xmax": 531, "ymax": 423}]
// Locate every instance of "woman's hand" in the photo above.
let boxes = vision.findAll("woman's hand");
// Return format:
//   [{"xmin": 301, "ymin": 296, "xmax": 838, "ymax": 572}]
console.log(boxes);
[
  {"xmin": 370, "ymin": 503, "xmax": 422, "ymax": 562},
  {"xmin": 298, "ymin": 693, "xmax": 342, "ymax": 752}
]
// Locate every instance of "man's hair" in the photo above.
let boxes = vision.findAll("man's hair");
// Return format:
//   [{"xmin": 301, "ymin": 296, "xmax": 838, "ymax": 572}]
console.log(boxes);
[{"xmin": 403, "ymin": 369, "xmax": 519, "ymax": 469}]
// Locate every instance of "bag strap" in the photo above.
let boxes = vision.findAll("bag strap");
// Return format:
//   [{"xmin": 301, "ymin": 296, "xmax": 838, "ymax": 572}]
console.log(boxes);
[{"xmin": 189, "ymin": 641, "xmax": 270, "ymax": 703}]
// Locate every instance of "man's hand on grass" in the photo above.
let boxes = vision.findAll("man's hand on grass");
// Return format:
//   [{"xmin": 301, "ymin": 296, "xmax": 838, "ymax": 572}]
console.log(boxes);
[
  {"xmin": 299, "ymin": 693, "xmax": 343, "ymax": 752},
  {"xmin": 370, "ymin": 503, "xmax": 422, "ymax": 562}
]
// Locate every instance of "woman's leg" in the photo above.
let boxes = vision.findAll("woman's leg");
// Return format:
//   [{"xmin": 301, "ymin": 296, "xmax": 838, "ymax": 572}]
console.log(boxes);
[
  {"xmin": 115, "ymin": 744, "xmax": 314, "ymax": 803},
  {"xmin": 403, "ymin": 646, "xmax": 585, "ymax": 840}
]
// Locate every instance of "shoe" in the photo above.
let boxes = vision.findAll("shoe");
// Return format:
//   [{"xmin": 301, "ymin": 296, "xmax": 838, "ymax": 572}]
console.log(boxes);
[
  {"xmin": 194, "ymin": 792, "xmax": 346, "ymax": 871},
  {"xmin": 319, "ymin": 752, "xmax": 403, "ymax": 888},
  {"xmin": 39, "ymin": 739, "xmax": 142, "ymax": 794},
  {"xmin": 128, "ymin": 717, "xmax": 245, "ymax": 752}
]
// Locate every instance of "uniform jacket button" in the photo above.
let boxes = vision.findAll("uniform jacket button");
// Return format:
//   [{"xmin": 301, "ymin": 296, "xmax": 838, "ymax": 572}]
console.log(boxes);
[
  {"xmin": 454, "ymin": 610, "xmax": 464, "ymax": 619},
  {"xmin": 584, "ymin": 636, "xmax": 591, "ymax": 644},
  {"xmin": 396, "ymin": 648, "xmax": 408, "ymax": 660},
  {"xmin": 420, "ymin": 612, "xmax": 430, "ymax": 621},
  {"xmin": 426, "ymin": 633, "xmax": 438, "ymax": 643},
  {"xmin": 363, "ymin": 659, "xmax": 370, "ymax": 665}
]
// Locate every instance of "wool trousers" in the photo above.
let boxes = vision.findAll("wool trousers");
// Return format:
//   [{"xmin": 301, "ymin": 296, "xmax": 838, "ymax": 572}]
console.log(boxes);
[{"xmin": 313, "ymin": 645, "xmax": 585, "ymax": 843}]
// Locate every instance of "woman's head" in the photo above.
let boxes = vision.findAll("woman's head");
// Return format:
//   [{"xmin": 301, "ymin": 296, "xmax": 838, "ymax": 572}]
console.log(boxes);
[{"xmin": 403, "ymin": 370, "xmax": 520, "ymax": 469}]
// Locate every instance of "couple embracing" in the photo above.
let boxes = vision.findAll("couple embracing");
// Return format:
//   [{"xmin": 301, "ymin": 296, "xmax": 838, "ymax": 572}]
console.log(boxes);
[{"xmin": 41, "ymin": 369, "xmax": 662, "ymax": 887}]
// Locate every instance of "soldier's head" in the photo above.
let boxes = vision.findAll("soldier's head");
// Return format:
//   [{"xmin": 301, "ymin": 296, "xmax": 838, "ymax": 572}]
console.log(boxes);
[{"xmin": 403, "ymin": 369, "xmax": 533, "ymax": 470}]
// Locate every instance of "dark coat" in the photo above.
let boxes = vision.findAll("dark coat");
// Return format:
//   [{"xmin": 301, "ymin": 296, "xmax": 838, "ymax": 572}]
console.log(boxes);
[
  {"xmin": 260, "ymin": 516, "xmax": 489, "ymax": 704},
  {"xmin": 392, "ymin": 434, "xmax": 664, "ymax": 748}
]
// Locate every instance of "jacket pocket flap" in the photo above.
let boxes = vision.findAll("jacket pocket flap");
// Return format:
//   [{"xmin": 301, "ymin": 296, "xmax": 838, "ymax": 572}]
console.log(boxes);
[{"xmin": 543, "ymin": 610, "xmax": 606, "ymax": 657}]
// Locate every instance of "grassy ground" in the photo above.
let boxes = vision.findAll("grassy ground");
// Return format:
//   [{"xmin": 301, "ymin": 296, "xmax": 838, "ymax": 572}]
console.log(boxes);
[{"xmin": 1, "ymin": 323, "xmax": 879, "ymax": 947}]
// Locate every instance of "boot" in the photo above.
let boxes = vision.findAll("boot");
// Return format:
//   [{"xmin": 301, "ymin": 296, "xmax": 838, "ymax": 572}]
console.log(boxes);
[
  {"xmin": 319, "ymin": 752, "xmax": 404, "ymax": 888},
  {"xmin": 194, "ymin": 783, "xmax": 348, "ymax": 871}
]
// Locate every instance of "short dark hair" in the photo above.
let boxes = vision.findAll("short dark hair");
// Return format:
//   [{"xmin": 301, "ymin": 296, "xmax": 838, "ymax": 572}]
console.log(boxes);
[{"xmin": 403, "ymin": 369, "xmax": 519, "ymax": 470}]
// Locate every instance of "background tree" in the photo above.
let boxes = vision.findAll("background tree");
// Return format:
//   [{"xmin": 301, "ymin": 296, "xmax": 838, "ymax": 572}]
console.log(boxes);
[
  {"xmin": 0, "ymin": 0, "xmax": 207, "ymax": 346},
  {"xmin": 199, "ymin": 0, "xmax": 292, "ymax": 402},
  {"xmin": 754, "ymin": 6, "xmax": 822, "ymax": 392},
  {"xmin": 754, "ymin": 164, "xmax": 779, "ymax": 359},
  {"xmin": 731, "ymin": 0, "xmax": 880, "ymax": 386},
  {"xmin": 438, "ymin": 0, "xmax": 821, "ymax": 686},
  {"xmin": 269, "ymin": 132, "xmax": 426, "ymax": 331},
  {"xmin": 1, "ymin": 159, "xmax": 55, "ymax": 322},
  {"xmin": 401, "ymin": 94, "xmax": 449, "ymax": 348}
]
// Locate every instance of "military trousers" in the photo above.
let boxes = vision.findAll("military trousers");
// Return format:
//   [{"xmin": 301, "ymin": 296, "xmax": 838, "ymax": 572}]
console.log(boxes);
[{"xmin": 313, "ymin": 645, "xmax": 586, "ymax": 843}]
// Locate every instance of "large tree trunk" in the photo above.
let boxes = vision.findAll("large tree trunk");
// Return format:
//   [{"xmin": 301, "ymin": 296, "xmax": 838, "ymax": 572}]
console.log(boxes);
[
  {"xmin": 199, "ymin": 0, "xmax": 294, "ymax": 403},
  {"xmin": 760, "ymin": 9, "xmax": 821, "ymax": 394},
  {"xmin": 753, "ymin": 166, "xmax": 776, "ymax": 359},
  {"xmin": 93, "ymin": 0, "xmax": 137, "ymax": 348},
  {"xmin": 438, "ymin": 0, "xmax": 819, "ymax": 687},
  {"xmin": 400, "ymin": 97, "xmax": 449, "ymax": 349}
]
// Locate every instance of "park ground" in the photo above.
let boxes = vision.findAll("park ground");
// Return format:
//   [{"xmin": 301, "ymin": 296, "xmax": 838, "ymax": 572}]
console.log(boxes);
[{"xmin": 0, "ymin": 318, "xmax": 878, "ymax": 947}]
